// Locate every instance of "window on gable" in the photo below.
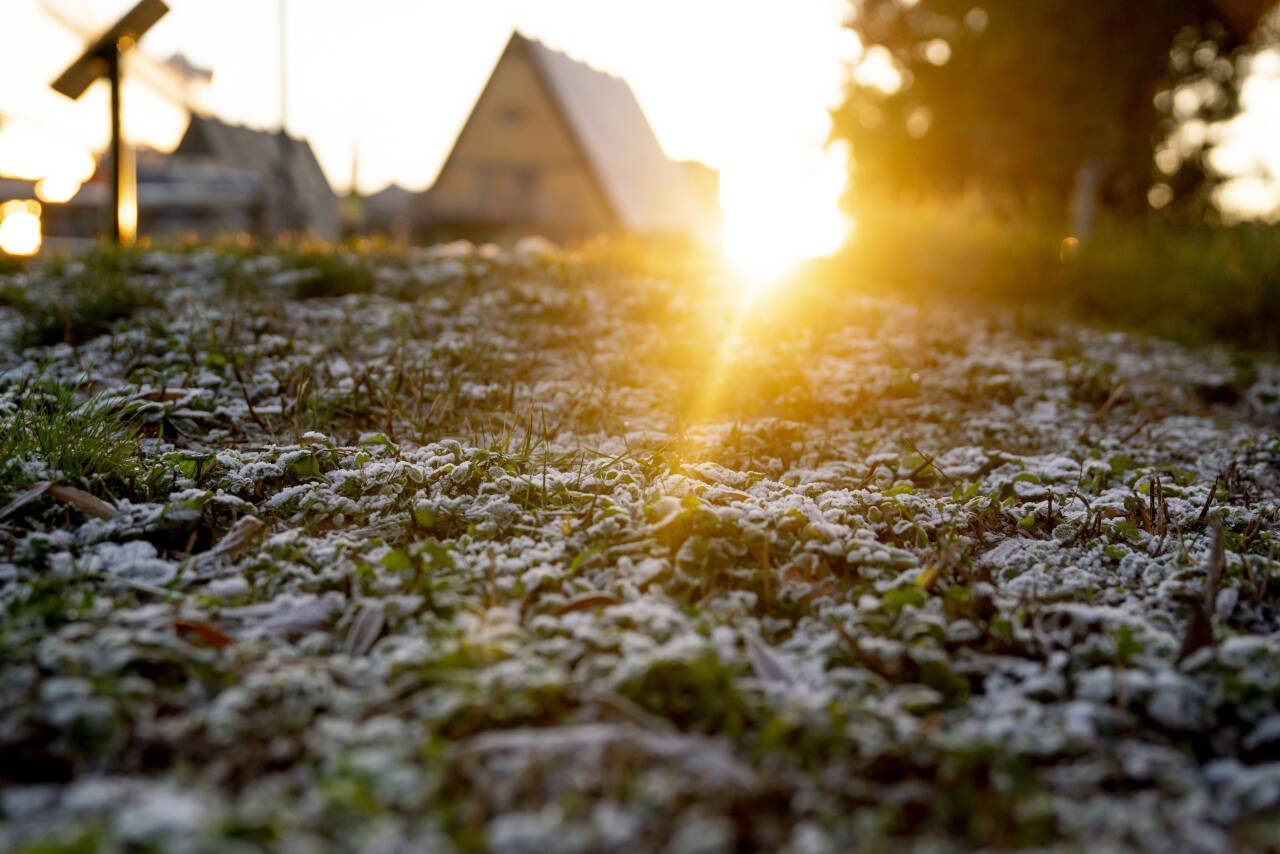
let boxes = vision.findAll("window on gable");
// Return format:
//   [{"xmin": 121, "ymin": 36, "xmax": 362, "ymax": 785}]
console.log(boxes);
[{"xmin": 501, "ymin": 105, "xmax": 526, "ymax": 125}]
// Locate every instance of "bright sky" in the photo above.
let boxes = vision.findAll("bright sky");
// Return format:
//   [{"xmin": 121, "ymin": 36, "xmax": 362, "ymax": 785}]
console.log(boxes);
[{"xmin": 0, "ymin": 0, "xmax": 860, "ymax": 270}]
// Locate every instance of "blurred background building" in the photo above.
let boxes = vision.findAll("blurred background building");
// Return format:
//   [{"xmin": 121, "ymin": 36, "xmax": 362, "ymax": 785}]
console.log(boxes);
[
  {"xmin": 1, "ymin": 3, "xmax": 734, "ymax": 254},
  {"xmin": 414, "ymin": 32, "xmax": 722, "ymax": 246},
  {"xmin": 0, "ymin": 3, "xmax": 719, "ymax": 251},
  {"xmin": 0, "ymin": 0, "xmax": 340, "ymax": 249},
  {"xmin": 165, "ymin": 115, "xmax": 338, "ymax": 239}
]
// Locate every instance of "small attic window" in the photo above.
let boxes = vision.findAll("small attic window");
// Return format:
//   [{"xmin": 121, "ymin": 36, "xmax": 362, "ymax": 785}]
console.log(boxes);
[{"xmin": 501, "ymin": 106, "xmax": 525, "ymax": 125}]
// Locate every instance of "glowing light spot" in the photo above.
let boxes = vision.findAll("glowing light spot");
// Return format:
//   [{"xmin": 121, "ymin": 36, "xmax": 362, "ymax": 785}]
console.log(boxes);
[
  {"xmin": 1148, "ymin": 183, "xmax": 1174, "ymax": 209},
  {"xmin": 0, "ymin": 200, "xmax": 42, "ymax": 256},
  {"xmin": 922, "ymin": 39, "xmax": 952, "ymax": 66},
  {"xmin": 906, "ymin": 106, "xmax": 933, "ymax": 138},
  {"xmin": 1154, "ymin": 146, "xmax": 1180, "ymax": 176},
  {"xmin": 1173, "ymin": 87, "xmax": 1201, "ymax": 119},
  {"xmin": 1214, "ymin": 176, "xmax": 1280, "ymax": 221},
  {"xmin": 854, "ymin": 46, "xmax": 905, "ymax": 94},
  {"xmin": 119, "ymin": 200, "xmax": 138, "ymax": 245},
  {"xmin": 721, "ymin": 144, "xmax": 850, "ymax": 295},
  {"xmin": 0, "ymin": 124, "xmax": 96, "ymax": 184},
  {"xmin": 35, "ymin": 176, "xmax": 81, "ymax": 204},
  {"xmin": 118, "ymin": 146, "xmax": 138, "ymax": 245}
]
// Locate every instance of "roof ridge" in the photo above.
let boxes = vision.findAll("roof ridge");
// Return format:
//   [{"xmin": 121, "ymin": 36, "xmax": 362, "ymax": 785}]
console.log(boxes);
[
  {"xmin": 514, "ymin": 30, "xmax": 623, "ymax": 82},
  {"xmin": 191, "ymin": 113, "xmax": 308, "ymax": 146},
  {"xmin": 517, "ymin": 32, "xmax": 706, "ymax": 237}
]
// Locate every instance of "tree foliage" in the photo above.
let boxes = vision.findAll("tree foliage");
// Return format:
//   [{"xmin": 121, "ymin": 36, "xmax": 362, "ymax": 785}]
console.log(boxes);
[{"xmin": 830, "ymin": 0, "xmax": 1259, "ymax": 218}]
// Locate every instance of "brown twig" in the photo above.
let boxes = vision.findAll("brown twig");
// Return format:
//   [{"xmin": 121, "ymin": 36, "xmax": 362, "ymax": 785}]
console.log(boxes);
[
  {"xmin": 1118, "ymin": 417, "xmax": 1150, "ymax": 444},
  {"xmin": 1179, "ymin": 513, "xmax": 1225, "ymax": 662},
  {"xmin": 1065, "ymin": 490, "xmax": 1097, "ymax": 548},
  {"xmin": 830, "ymin": 618, "xmax": 895, "ymax": 681},
  {"xmin": 904, "ymin": 438, "xmax": 956, "ymax": 483},
  {"xmin": 1093, "ymin": 382, "xmax": 1127, "ymax": 420},
  {"xmin": 1206, "ymin": 513, "xmax": 1226, "ymax": 601},
  {"xmin": 1194, "ymin": 476, "xmax": 1220, "ymax": 529},
  {"xmin": 854, "ymin": 461, "xmax": 883, "ymax": 490},
  {"xmin": 230, "ymin": 360, "xmax": 273, "ymax": 438},
  {"xmin": 1150, "ymin": 473, "xmax": 1168, "ymax": 557}
]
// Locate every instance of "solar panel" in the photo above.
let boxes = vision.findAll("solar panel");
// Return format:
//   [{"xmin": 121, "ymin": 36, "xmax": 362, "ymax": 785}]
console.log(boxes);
[{"xmin": 51, "ymin": 0, "xmax": 169, "ymax": 100}]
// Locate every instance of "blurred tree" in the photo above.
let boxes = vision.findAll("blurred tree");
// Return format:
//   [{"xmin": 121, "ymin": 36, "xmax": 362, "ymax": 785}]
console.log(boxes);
[{"xmin": 830, "ymin": 0, "xmax": 1272, "ymax": 221}]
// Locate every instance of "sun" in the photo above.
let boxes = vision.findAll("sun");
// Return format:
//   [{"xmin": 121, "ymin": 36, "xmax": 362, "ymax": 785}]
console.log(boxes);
[
  {"xmin": 719, "ymin": 146, "xmax": 850, "ymax": 298},
  {"xmin": 726, "ymin": 230, "xmax": 810, "ymax": 296}
]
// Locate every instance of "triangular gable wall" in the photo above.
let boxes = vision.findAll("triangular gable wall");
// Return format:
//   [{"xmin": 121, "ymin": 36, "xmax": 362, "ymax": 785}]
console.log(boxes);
[
  {"xmin": 522, "ymin": 37, "xmax": 704, "ymax": 237},
  {"xmin": 424, "ymin": 34, "xmax": 619, "ymax": 233}
]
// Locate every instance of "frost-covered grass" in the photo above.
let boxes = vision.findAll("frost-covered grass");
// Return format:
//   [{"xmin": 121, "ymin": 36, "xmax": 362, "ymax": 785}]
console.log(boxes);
[
  {"xmin": 5, "ymin": 250, "xmax": 158, "ymax": 349},
  {"xmin": 0, "ymin": 383, "xmax": 155, "ymax": 500},
  {"xmin": 0, "ymin": 242, "xmax": 1279, "ymax": 852}
]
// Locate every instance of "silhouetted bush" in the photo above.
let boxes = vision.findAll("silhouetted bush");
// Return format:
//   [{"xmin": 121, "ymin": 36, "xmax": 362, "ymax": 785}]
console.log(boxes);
[{"xmin": 833, "ymin": 199, "xmax": 1280, "ymax": 348}]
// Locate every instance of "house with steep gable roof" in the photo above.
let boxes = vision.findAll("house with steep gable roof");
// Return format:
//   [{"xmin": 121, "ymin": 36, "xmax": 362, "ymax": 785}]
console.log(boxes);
[
  {"xmin": 173, "ymin": 115, "xmax": 339, "ymax": 239},
  {"xmin": 421, "ymin": 32, "xmax": 721, "ymax": 245}
]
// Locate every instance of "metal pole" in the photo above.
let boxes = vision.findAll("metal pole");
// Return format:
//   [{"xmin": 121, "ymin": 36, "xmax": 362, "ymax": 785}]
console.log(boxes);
[
  {"xmin": 107, "ymin": 46, "xmax": 122, "ymax": 244},
  {"xmin": 279, "ymin": 0, "xmax": 287, "ymax": 137},
  {"xmin": 275, "ymin": 0, "xmax": 291, "ymax": 235}
]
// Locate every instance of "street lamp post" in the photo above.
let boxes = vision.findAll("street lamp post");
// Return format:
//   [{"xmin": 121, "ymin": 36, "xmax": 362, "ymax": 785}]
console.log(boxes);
[{"xmin": 51, "ymin": 0, "xmax": 168, "ymax": 245}]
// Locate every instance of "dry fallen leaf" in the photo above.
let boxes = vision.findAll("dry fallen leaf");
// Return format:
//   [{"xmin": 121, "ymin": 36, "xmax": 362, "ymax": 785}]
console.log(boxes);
[
  {"xmin": 0, "ymin": 481, "xmax": 54, "ymax": 521},
  {"xmin": 0, "ymin": 482, "xmax": 119, "ymax": 521},
  {"xmin": 174, "ymin": 619, "xmax": 235, "ymax": 649},
  {"xmin": 554, "ymin": 592, "xmax": 621, "ymax": 616},
  {"xmin": 344, "ymin": 604, "xmax": 386, "ymax": 656},
  {"xmin": 47, "ymin": 485, "xmax": 119, "ymax": 520},
  {"xmin": 133, "ymin": 389, "xmax": 188, "ymax": 402},
  {"xmin": 213, "ymin": 515, "xmax": 268, "ymax": 561},
  {"xmin": 745, "ymin": 631, "xmax": 793, "ymax": 687}
]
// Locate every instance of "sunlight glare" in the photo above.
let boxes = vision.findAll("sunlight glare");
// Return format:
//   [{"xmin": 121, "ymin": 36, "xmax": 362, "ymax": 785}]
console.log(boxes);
[
  {"xmin": 0, "ymin": 124, "xmax": 96, "ymax": 184},
  {"xmin": 35, "ymin": 175, "xmax": 80, "ymax": 204},
  {"xmin": 721, "ymin": 143, "xmax": 850, "ymax": 295},
  {"xmin": 0, "ymin": 200, "xmax": 42, "ymax": 256}
]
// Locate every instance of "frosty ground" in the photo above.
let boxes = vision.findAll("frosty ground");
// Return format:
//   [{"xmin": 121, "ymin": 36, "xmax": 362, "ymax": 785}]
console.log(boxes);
[{"xmin": 0, "ymin": 243, "xmax": 1278, "ymax": 852}]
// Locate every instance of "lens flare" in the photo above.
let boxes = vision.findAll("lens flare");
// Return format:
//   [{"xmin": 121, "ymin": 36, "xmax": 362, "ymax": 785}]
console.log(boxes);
[{"xmin": 720, "ymin": 145, "xmax": 849, "ymax": 297}]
